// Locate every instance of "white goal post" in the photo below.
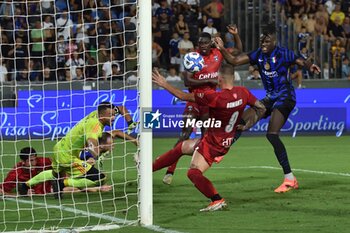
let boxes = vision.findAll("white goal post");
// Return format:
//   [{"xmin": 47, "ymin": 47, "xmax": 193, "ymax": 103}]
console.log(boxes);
[
  {"xmin": 138, "ymin": 0, "xmax": 153, "ymax": 227},
  {"xmin": 0, "ymin": 0, "xmax": 153, "ymax": 231}
]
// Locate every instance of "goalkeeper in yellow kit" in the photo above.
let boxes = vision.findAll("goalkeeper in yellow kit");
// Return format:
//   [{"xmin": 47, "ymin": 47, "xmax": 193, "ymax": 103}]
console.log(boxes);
[{"xmin": 24, "ymin": 102, "xmax": 137, "ymax": 199}]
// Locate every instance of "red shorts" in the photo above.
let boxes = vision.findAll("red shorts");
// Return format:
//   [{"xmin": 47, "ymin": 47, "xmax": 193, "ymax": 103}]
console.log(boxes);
[
  {"xmin": 184, "ymin": 102, "xmax": 209, "ymax": 118},
  {"xmin": 195, "ymin": 135, "xmax": 228, "ymax": 166}
]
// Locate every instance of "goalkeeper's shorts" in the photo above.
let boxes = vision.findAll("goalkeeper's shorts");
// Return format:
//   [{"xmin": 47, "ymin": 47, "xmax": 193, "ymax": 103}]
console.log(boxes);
[{"xmin": 52, "ymin": 145, "xmax": 92, "ymax": 178}]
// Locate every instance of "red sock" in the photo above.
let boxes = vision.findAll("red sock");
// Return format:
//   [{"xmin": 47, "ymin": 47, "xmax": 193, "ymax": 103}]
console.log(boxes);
[
  {"xmin": 153, "ymin": 142, "xmax": 183, "ymax": 172},
  {"xmin": 187, "ymin": 168, "xmax": 218, "ymax": 199},
  {"xmin": 166, "ymin": 160, "xmax": 179, "ymax": 174}
]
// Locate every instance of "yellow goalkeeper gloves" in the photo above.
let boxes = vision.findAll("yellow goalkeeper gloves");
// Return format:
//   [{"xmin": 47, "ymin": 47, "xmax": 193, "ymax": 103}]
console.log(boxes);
[
  {"xmin": 127, "ymin": 121, "xmax": 138, "ymax": 134},
  {"xmin": 96, "ymin": 151, "xmax": 110, "ymax": 169}
]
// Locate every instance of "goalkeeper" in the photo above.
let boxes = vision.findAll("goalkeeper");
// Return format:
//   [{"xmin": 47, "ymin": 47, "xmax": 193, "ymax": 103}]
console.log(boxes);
[
  {"xmin": 24, "ymin": 102, "xmax": 137, "ymax": 199},
  {"xmin": 62, "ymin": 132, "xmax": 115, "ymax": 193},
  {"xmin": 86, "ymin": 103, "xmax": 137, "ymax": 134}
]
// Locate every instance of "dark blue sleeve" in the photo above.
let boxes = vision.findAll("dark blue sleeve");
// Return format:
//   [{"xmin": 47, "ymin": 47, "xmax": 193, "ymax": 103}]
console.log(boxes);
[
  {"xmin": 79, "ymin": 150, "xmax": 94, "ymax": 161},
  {"xmin": 285, "ymin": 49, "xmax": 299, "ymax": 64},
  {"xmin": 248, "ymin": 49, "xmax": 259, "ymax": 65}
]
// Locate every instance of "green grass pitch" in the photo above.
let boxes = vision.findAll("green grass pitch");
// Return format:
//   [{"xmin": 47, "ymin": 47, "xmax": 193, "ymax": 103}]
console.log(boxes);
[{"xmin": 0, "ymin": 136, "xmax": 349, "ymax": 233}]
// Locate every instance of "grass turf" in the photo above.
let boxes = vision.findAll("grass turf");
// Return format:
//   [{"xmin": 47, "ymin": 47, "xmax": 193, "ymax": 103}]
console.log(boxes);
[{"xmin": 0, "ymin": 136, "xmax": 349, "ymax": 232}]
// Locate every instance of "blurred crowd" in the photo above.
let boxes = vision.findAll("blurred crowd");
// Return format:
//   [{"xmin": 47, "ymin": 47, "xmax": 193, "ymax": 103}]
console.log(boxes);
[
  {"xmin": 0, "ymin": 0, "xmax": 349, "ymax": 84},
  {"xmin": 0, "ymin": 0, "xmax": 138, "ymax": 82},
  {"xmin": 0, "ymin": 0, "xmax": 234, "ymax": 83},
  {"xmin": 277, "ymin": 0, "xmax": 350, "ymax": 80}
]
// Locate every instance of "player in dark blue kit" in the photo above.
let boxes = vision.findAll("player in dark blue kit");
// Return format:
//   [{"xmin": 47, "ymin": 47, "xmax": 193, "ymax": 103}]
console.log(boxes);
[{"xmin": 214, "ymin": 23, "xmax": 321, "ymax": 193}]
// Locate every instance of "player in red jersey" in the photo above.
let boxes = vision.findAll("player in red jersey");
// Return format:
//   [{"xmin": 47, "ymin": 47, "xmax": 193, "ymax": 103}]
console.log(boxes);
[
  {"xmin": 0, "ymin": 147, "xmax": 52, "ymax": 195},
  {"xmin": 162, "ymin": 30, "xmax": 242, "ymax": 185},
  {"xmin": 152, "ymin": 64, "xmax": 266, "ymax": 211}
]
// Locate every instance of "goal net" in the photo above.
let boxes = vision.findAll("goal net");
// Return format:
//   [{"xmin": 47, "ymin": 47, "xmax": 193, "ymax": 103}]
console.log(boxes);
[{"xmin": 0, "ymin": 0, "xmax": 149, "ymax": 231}]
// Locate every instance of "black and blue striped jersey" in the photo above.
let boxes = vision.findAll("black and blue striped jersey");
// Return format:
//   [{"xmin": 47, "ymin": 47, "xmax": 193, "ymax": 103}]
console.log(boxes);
[{"xmin": 248, "ymin": 46, "xmax": 298, "ymax": 102}]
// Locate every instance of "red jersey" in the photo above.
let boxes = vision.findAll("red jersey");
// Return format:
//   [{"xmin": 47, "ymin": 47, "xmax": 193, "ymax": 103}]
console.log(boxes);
[
  {"xmin": 194, "ymin": 87, "xmax": 257, "ymax": 164},
  {"xmin": 1, "ymin": 157, "xmax": 52, "ymax": 194},
  {"xmin": 189, "ymin": 48, "xmax": 223, "ymax": 93}
]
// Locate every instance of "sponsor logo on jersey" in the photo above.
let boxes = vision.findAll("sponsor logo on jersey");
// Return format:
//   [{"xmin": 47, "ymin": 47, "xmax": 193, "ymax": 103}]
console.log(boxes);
[
  {"xmin": 222, "ymin": 137, "xmax": 234, "ymax": 148},
  {"xmin": 271, "ymin": 56, "xmax": 276, "ymax": 63},
  {"xmin": 262, "ymin": 70, "xmax": 278, "ymax": 78},
  {"xmin": 198, "ymin": 72, "xmax": 219, "ymax": 80},
  {"xmin": 197, "ymin": 93, "xmax": 204, "ymax": 98}
]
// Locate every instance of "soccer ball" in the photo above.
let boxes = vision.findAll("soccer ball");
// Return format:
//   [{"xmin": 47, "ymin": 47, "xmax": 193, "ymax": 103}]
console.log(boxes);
[{"xmin": 183, "ymin": 52, "xmax": 205, "ymax": 73}]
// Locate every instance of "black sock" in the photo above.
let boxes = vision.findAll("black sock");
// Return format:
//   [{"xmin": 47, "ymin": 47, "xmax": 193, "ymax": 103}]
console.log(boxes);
[
  {"xmin": 211, "ymin": 194, "xmax": 222, "ymax": 202},
  {"xmin": 165, "ymin": 171, "xmax": 174, "ymax": 175},
  {"xmin": 266, "ymin": 134, "xmax": 291, "ymax": 174}
]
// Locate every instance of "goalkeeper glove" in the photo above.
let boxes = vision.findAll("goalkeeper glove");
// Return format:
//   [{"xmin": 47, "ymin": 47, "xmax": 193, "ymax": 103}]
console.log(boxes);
[
  {"xmin": 96, "ymin": 151, "xmax": 110, "ymax": 169},
  {"xmin": 114, "ymin": 106, "xmax": 120, "ymax": 115},
  {"xmin": 127, "ymin": 121, "xmax": 138, "ymax": 134}
]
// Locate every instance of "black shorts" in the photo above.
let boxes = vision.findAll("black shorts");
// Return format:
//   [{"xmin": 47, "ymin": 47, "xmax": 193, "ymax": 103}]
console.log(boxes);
[{"xmin": 261, "ymin": 97, "xmax": 296, "ymax": 120}]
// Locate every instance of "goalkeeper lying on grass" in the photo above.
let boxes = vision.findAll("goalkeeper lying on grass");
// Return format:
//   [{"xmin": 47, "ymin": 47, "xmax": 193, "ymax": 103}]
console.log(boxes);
[
  {"xmin": 0, "ymin": 141, "xmax": 111, "ymax": 196},
  {"xmin": 21, "ymin": 131, "xmax": 137, "ymax": 196},
  {"xmin": 23, "ymin": 102, "xmax": 138, "ymax": 199}
]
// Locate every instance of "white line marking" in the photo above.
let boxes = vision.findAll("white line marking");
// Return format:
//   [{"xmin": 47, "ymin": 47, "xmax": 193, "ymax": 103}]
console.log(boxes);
[
  {"xmin": 232, "ymin": 144, "xmax": 350, "ymax": 150},
  {"xmin": 144, "ymin": 225, "xmax": 187, "ymax": 233},
  {"xmin": 176, "ymin": 166, "xmax": 350, "ymax": 177},
  {"xmin": 5, "ymin": 166, "xmax": 347, "ymax": 233},
  {"xmin": 4, "ymin": 225, "xmax": 122, "ymax": 233},
  {"xmin": 1, "ymin": 197, "xmax": 186, "ymax": 233},
  {"xmin": 2, "ymin": 197, "xmax": 134, "ymax": 225}
]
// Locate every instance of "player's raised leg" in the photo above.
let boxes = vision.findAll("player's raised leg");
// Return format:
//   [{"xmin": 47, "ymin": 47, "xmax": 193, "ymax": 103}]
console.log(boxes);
[
  {"xmin": 153, "ymin": 139, "xmax": 198, "ymax": 173},
  {"xmin": 163, "ymin": 112, "xmax": 195, "ymax": 184},
  {"xmin": 20, "ymin": 169, "xmax": 55, "ymax": 195},
  {"xmin": 187, "ymin": 150, "xmax": 226, "ymax": 212},
  {"xmin": 266, "ymin": 108, "xmax": 298, "ymax": 193},
  {"xmin": 233, "ymin": 105, "xmax": 266, "ymax": 144}
]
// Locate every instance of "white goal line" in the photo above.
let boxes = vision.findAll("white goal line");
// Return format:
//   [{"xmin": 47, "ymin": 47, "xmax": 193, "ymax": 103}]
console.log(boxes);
[
  {"xmin": 176, "ymin": 166, "xmax": 350, "ymax": 177},
  {"xmin": 1, "ymin": 198, "xmax": 185, "ymax": 233}
]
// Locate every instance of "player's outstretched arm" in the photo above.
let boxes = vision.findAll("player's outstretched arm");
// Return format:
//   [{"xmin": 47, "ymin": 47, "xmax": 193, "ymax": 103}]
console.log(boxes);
[
  {"xmin": 116, "ymin": 105, "xmax": 137, "ymax": 134},
  {"xmin": 295, "ymin": 58, "xmax": 321, "ymax": 75},
  {"xmin": 183, "ymin": 71, "xmax": 217, "ymax": 87},
  {"xmin": 253, "ymin": 100, "xmax": 266, "ymax": 120},
  {"xmin": 237, "ymin": 100, "xmax": 266, "ymax": 131},
  {"xmin": 152, "ymin": 69, "xmax": 195, "ymax": 102},
  {"xmin": 227, "ymin": 24, "xmax": 243, "ymax": 53},
  {"xmin": 111, "ymin": 129, "xmax": 138, "ymax": 146},
  {"xmin": 214, "ymin": 37, "xmax": 250, "ymax": 66},
  {"xmin": 116, "ymin": 105, "xmax": 132, "ymax": 123}
]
